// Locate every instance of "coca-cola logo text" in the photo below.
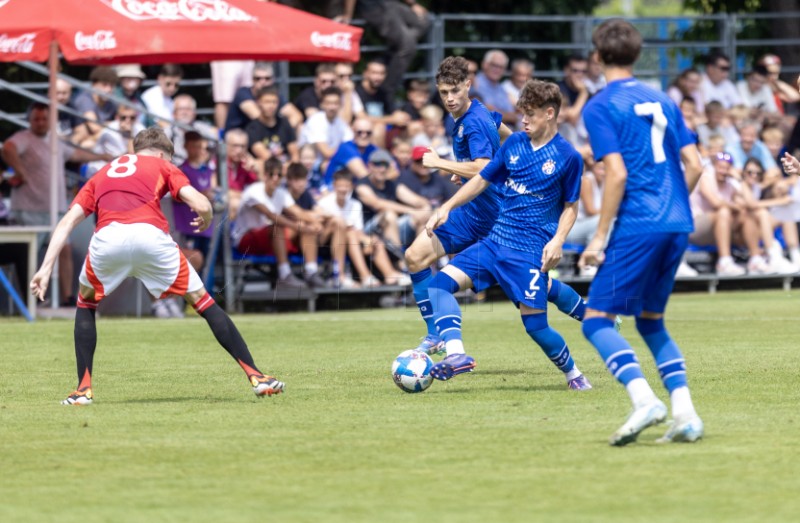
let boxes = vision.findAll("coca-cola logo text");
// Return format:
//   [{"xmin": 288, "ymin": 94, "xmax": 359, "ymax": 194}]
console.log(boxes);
[
  {"xmin": 75, "ymin": 30, "xmax": 118, "ymax": 51},
  {"xmin": 0, "ymin": 33, "xmax": 36, "ymax": 54},
  {"xmin": 310, "ymin": 31, "xmax": 352, "ymax": 51},
  {"xmin": 100, "ymin": 0, "xmax": 255, "ymax": 22}
]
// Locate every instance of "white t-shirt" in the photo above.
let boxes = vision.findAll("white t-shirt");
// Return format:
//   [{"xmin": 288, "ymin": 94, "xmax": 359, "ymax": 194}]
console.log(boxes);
[
  {"xmin": 231, "ymin": 182, "xmax": 295, "ymax": 246},
  {"xmin": 141, "ymin": 85, "xmax": 175, "ymax": 123},
  {"xmin": 299, "ymin": 112, "xmax": 354, "ymax": 160},
  {"xmin": 701, "ymin": 75, "xmax": 742, "ymax": 109},
  {"xmin": 690, "ymin": 167, "xmax": 741, "ymax": 215},
  {"xmin": 86, "ymin": 120, "xmax": 145, "ymax": 177},
  {"xmin": 317, "ymin": 192, "xmax": 364, "ymax": 231},
  {"xmin": 736, "ymin": 79, "xmax": 778, "ymax": 113}
]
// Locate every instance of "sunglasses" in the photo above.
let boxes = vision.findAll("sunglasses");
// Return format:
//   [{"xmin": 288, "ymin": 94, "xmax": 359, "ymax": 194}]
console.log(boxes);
[
  {"xmin": 745, "ymin": 169, "xmax": 763, "ymax": 176},
  {"xmin": 119, "ymin": 115, "xmax": 136, "ymax": 121},
  {"xmin": 571, "ymin": 68, "xmax": 587, "ymax": 73},
  {"xmin": 370, "ymin": 162, "xmax": 390, "ymax": 168},
  {"xmin": 355, "ymin": 130, "xmax": 372, "ymax": 137},
  {"xmin": 716, "ymin": 64, "xmax": 731, "ymax": 71},
  {"xmin": 253, "ymin": 75, "xmax": 273, "ymax": 81}
]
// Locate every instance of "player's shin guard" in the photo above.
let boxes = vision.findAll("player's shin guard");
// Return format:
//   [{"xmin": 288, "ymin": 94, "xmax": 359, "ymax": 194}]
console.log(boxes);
[
  {"xmin": 74, "ymin": 300, "xmax": 98, "ymax": 389},
  {"xmin": 428, "ymin": 273, "xmax": 463, "ymax": 353},
  {"xmin": 547, "ymin": 279, "xmax": 586, "ymax": 321},
  {"xmin": 583, "ymin": 317, "xmax": 644, "ymax": 385},
  {"xmin": 410, "ymin": 268, "xmax": 437, "ymax": 336},
  {"xmin": 636, "ymin": 318, "xmax": 688, "ymax": 393},
  {"xmin": 522, "ymin": 313, "xmax": 575, "ymax": 373},
  {"xmin": 196, "ymin": 293, "xmax": 262, "ymax": 378}
]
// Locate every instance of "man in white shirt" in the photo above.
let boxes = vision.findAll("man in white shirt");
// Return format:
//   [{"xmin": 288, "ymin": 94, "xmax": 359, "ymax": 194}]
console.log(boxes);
[
  {"xmin": 736, "ymin": 65, "xmax": 778, "ymax": 115},
  {"xmin": 299, "ymin": 86, "xmax": 354, "ymax": 169},
  {"xmin": 86, "ymin": 105, "xmax": 145, "ymax": 177},
  {"xmin": 701, "ymin": 52, "xmax": 742, "ymax": 109},
  {"xmin": 141, "ymin": 64, "xmax": 183, "ymax": 127}
]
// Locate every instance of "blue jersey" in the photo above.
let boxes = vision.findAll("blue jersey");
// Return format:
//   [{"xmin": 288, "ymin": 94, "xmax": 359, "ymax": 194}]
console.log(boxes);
[
  {"xmin": 583, "ymin": 78, "xmax": 694, "ymax": 237},
  {"xmin": 480, "ymin": 132, "xmax": 582, "ymax": 252},
  {"xmin": 450, "ymin": 99, "xmax": 503, "ymax": 223}
]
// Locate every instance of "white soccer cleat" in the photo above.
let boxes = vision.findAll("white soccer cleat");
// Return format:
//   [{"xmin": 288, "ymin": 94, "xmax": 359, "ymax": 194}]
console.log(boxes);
[
  {"xmin": 656, "ymin": 415, "xmax": 704, "ymax": 443},
  {"xmin": 251, "ymin": 375, "xmax": 285, "ymax": 397},
  {"xmin": 62, "ymin": 387, "xmax": 93, "ymax": 406},
  {"xmin": 609, "ymin": 400, "xmax": 668, "ymax": 446}
]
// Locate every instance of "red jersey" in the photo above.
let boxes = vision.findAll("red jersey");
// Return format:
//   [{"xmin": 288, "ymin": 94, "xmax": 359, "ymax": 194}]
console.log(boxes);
[{"xmin": 72, "ymin": 154, "xmax": 191, "ymax": 233}]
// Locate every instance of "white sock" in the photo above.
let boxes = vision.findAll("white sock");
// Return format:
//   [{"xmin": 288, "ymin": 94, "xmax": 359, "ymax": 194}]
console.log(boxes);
[
  {"xmin": 670, "ymin": 386, "xmax": 697, "ymax": 421},
  {"xmin": 305, "ymin": 262, "xmax": 318, "ymax": 276},
  {"xmin": 445, "ymin": 339, "xmax": 465, "ymax": 355},
  {"xmin": 768, "ymin": 243, "xmax": 784, "ymax": 259},
  {"xmin": 565, "ymin": 367, "xmax": 582, "ymax": 381},
  {"xmin": 626, "ymin": 378, "xmax": 659, "ymax": 409},
  {"xmin": 278, "ymin": 263, "xmax": 292, "ymax": 279}
]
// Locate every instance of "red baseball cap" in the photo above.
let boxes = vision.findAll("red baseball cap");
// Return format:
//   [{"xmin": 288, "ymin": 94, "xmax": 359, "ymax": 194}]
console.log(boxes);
[{"xmin": 412, "ymin": 146, "xmax": 428, "ymax": 161}]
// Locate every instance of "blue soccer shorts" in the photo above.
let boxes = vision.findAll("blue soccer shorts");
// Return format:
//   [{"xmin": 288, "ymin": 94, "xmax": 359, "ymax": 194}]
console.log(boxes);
[
  {"xmin": 586, "ymin": 231, "xmax": 688, "ymax": 316},
  {"xmin": 433, "ymin": 205, "xmax": 494, "ymax": 255}
]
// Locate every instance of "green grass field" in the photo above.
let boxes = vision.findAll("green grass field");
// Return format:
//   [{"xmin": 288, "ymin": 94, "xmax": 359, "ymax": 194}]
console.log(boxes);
[{"xmin": 2, "ymin": 290, "xmax": 799, "ymax": 522}]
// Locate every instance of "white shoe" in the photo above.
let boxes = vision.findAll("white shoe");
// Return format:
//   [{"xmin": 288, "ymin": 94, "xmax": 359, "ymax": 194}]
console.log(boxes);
[
  {"xmin": 769, "ymin": 255, "xmax": 799, "ymax": 274},
  {"xmin": 747, "ymin": 255, "xmax": 774, "ymax": 275},
  {"xmin": 656, "ymin": 414, "xmax": 704, "ymax": 443},
  {"xmin": 580, "ymin": 265, "xmax": 598, "ymax": 277},
  {"xmin": 675, "ymin": 261, "xmax": 698, "ymax": 277},
  {"xmin": 716, "ymin": 258, "xmax": 746, "ymax": 276},
  {"xmin": 609, "ymin": 400, "xmax": 668, "ymax": 446}
]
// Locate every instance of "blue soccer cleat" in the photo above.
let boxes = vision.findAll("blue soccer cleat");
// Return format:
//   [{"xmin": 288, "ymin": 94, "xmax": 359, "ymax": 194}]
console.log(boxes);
[
  {"xmin": 412, "ymin": 334, "xmax": 445, "ymax": 356},
  {"xmin": 609, "ymin": 400, "xmax": 667, "ymax": 446},
  {"xmin": 567, "ymin": 374, "xmax": 593, "ymax": 391},
  {"xmin": 656, "ymin": 415, "xmax": 704, "ymax": 444},
  {"xmin": 429, "ymin": 353, "xmax": 476, "ymax": 381}
]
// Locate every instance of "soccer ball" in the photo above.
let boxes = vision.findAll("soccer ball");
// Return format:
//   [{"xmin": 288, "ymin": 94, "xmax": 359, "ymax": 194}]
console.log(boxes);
[{"xmin": 392, "ymin": 350, "xmax": 434, "ymax": 393}]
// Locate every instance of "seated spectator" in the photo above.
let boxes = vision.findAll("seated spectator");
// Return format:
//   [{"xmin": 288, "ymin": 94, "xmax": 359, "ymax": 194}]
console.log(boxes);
[
  {"xmin": 400, "ymin": 146, "xmax": 456, "ymax": 209},
  {"xmin": 411, "ymin": 105, "xmax": 451, "ymax": 159},
  {"xmin": 335, "ymin": 62, "xmax": 364, "ymax": 124},
  {"xmin": 502, "ymin": 58, "xmax": 534, "ymax": 105},
  {"xmin": 318, "ymin": 169, "xmax": 410, "ymax": 287},
  {"xmin": 355, "ymin": 148, "xmax": 431, "ymax": 254},
  {"xmin": 290, "ymin": 63, "xmax": 339, "ymax": 121},
  {"xmin": 211, "ymin": 59, "xmax": 254, "ymax": 129},
  {"xmin": 355, "ymin": 58, "xmax": 412, "ymax": 148},
  {"xmin": 168, "ymin": 94, "xmax": 217, "ymax": 165},
  {"xmin": 401, "ymin": 79, "xmax": 433, "ymax": 122},
  {"xmin": 761, "ymin": 126, "xmax": 788, "ymax": 174},
  {"xmin": 141, "ymin": 64, "xmax": 183, "ymax": 127},
  {"xmin": 85, "ymin": 104, "xmax": 144, "ymax": 177},
  {"xmin": 701, "ymin": 51, "xmax": 741, "ymax": 109},
  {"xmin": 697, "ymin": 101, "xmax": 740, "ymax": 149},
  {"xmin": 55, "ymin": 78, "xmax": 79, "ymax": 137},
  {"xmin": 728, "ymin": 120, "xmax": 781, "ymax": 181},
  {"xmin": 702, "ymin": 134, "xmax": 727, "ymax": 166},
  {"xmin": 324, "ymin": 117, "xmax": 378, "ymax": 187},
  {"xmin": 391, "ymin": 137, "xmax": 414, "ymax": 180},
  {"xmin": 737, "ymin": 65, "xmax": 779, "ymax": 116},
  {"xmin": 689, "ymin": 152, "xmax": 769, "ymax": 275},
  {"xmin": 245, "ymin": 87, "xmax": 298, "ymax": 164},
  {"xmin": 757, "ymin": 54, "xmax": 800, "ymax": 114},
  {"xmin": 566, "ymin": 159, "xmax": 604, "ymax": 250},
  {"xmin": 474, "ymin": 50, "xmax": 517, "ymax": 126},
  {"xmin": 298, "ymin": 86, "xmax": 354, "ymax": 169},
  {"xmin": 667, "ymin": 68, "xmax": 705, "ymax": 115},
  {"xmin": 225, "ymin": 128, "xmax": 260, "ymax": 220},
  {"xmin": 231, "ymin": 158, "xmax": 321, "ymax": 289},
  {"xmin": 70, "ymin": 66, "xmax": 118, "ymax": 147},
  {"xmin": 299, "ymin": 143, "xmax": 325, "ymax": 196},
  {"xmin": 224, "ymin": 62, "xmax": 302, "ymax": 132},
  {"xmin": 584, "ymin": 51, "xmax": 606, "ymax": 95},
  {"xmin": 114, "ymin": 64, "xmax": 147, "ymax": 126},
  {"xmin": 679, "ymin": 97, "xmax": 700, "ymax": 145},
  {"xmin": 740, "ymin": 157, "xmax": 799, "ymax": 272},
  {"xmin": 558, "ymin": 54, "xmax": 590, "ymax": 130}
]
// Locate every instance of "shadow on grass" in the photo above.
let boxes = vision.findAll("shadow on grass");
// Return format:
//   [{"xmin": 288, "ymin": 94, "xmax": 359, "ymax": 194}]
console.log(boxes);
[{"xmin": 103, "ymin": 396, "xmax": 244, "ymax": 404}]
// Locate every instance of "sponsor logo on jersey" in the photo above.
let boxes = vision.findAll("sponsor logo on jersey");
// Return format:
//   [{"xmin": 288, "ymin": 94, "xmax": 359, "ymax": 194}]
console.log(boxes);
[
  {"xmin": 310, "ymin": 31, "xmax": 352, "ymax": 51},
  {"xmin": 542, "ymin": 159, "xmax": 556, "ymax": 175},
  {"xmin": 75, "ymin": 30, "xmax": 117, "ymax": 51},
  {"xmin": 0, "ymin": 32, "xmax": 35, "ymax": 54},
  {"xmin": 100, "ymin": 0, "xmax": 255, "ymax": 22},
  {"xmin": 457, "ymin": 125, "xmax": 464, "ymax": 139}
]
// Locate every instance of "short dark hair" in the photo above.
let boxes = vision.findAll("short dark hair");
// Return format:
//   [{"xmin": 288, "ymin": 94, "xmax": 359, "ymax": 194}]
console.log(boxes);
[
  {"xmin": 89, "ymin": 66, "xmax": 118, "ymax": 84},
  {"xmin": 133, "ymin": 126, "xmax": 174, "ymax": 156},
  {"xmin": 264, "ymin": 157, "xmax": 282, "ymax": 176},
  {"xmin": 159, "ymin": 63, "xmax": 183, "ymax": 78},
  {"xmin": 436, "ymin": 56, "xmax": 469, "ymax": 86},
  {"xmin": 563, "ymin": 54, "xmax": 587, "ymax": 69},
  {"xmin": 254, "ymin": 86, "xmax": 280, "ymax": 100},
  {"xmin": 751, "ymin": 65, "xmax": 770, "ymax": 77},
  {"xmin": 315, "ymin": 63, "xmax": 336, "ymax": 76},
  {"xmin": 365, "ymin": 57, "xmax": 386, "ymax": 69},
  {"xmin": 516, "ymin": 80, "xmax": 562, "ymax": 118},
  {"xmin": 592, "ymin": 19, "xmax": 642, "ymax": 67},
  {"xmin": 29, "ymin": 102, "xmax": 49, "ymax": 113},
  {"xmin": 320, "ymin": 86, "xmax": 342, "ymax": 100},
  {"xmin": 286, "ymin": 162, "xmax": 308, "ymax": 181},
  {"xmin": 407, "ymin": 78, "xmax": 431, "ymax": 93},
  {"xmin": 333, "ymin": 169, "xmax": 353, "ymax": 184},
  {"xmin": 184, "ymin": 130, "xmax": 203, "ymax": 143},
  {"xmin": 705, "ymin": 51, "xmax": 730, "ymax": 67}
]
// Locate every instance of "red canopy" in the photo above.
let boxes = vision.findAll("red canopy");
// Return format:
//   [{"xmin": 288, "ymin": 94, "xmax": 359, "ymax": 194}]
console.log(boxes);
[{"xmin": 0, "ymin": 0, "xmax": 362, "ymax": 63}]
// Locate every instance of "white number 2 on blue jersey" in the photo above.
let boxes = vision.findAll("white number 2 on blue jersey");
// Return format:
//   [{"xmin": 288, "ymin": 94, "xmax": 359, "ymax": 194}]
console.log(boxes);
[{"xmin": 633, "ymin": 102, "xmax": 667, "ymax": 164}]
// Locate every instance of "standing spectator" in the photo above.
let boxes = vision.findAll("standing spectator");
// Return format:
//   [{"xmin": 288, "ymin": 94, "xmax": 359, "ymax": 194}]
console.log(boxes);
[
  {"xmin": 225, "ymin": 129, "xmax": 260, "ymax": 220},
  {"xmin": 114, "ymin": 64, "xmax": 147, "ymax": 126},
  {"xmin": 355, "ymin": 58, "xmax": 411, "ymax": 147},
  {"xmin": 336, "ymin": 0, "xmax": 431, "ymax": 99},
  {"xmin": 474, "ymin": 50, "xmax": 517, "ymax": 126},
  {"xmin": 70, "ymin": 66, "xmax": 118, "ymax": 147},
  {"xmin": 667, "ymin": 68, "xmax": 705, "ymax": 114},
  {"xmin": 737, "ymin": 65, "xmax": 779, "ymax": 116},
  {"xmin": 299, "ymin": 87, "xmax": 354, "ymax": 168},
  {"xmin": 224, "ymin": 62, "xmax": 302, "ymax": 131},
  {"xmin": 757, "ymin": 54, "xmax": 800, "ymax": 114},
  {"xmin": 290, "ymin": 63, "xmax": 339, "ymax": 121},
  {"xmin": 1, "ymin": 103, "xmax": 111, "ymax": 306},
  {"xmin": 210, "ymin": 60, "xmax": 254, "ymax": 129},
  {"xmin": 168, "ymin": 94, "xmax": 217, "ymax": 165},
  {"xmin": 324, "ymin": 117, "xmax": 378, "ymax": 185},
  {"xmin": 584, "ymin": 51, "xmax": 607, "ymax": 95},
  {"xmin": 141, "ymin": 64, "xmax": 183, "ymax": 127},
  {"xmin": 85, "ymin": 104, "xmax": 144, "ymax": 178},
  {"xmin": 558, "ymin": 54, "xmax": 590, "ymax": 129},
  {"xmin": 701, "ymin": 51, "xmax": 741, "ymax": 109},
  {"xmin": 501, "ymin": 58, "xmax": 534, "ymax": 105},
  {"xmin": 245, "ymin": 87, "xmax": 298, "ymax": 164},
  {"xmin": 696, "ymin": 101, "xmax": 740, "ymax": 148},
  {"xmin": 399, "ymin": 146, "xmax": 455, "ymax": 209}
]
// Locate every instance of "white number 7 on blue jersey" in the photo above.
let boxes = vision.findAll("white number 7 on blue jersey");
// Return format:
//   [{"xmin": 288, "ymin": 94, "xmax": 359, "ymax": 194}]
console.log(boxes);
[{"xmin": 634, "ymin": 102, "xmax": 667, "ymax": 164}]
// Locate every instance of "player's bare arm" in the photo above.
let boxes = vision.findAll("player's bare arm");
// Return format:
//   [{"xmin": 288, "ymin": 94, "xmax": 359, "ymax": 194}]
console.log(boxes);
[
  {"xmin": 542, "ymin": 200, "xmax": 578, "ymax": 272},
  {"xmin": 30, "ymin": 205, "xmax": 87, "ymax": 301},
  {"xmin": 422, "ymin": 147, "xmax": 490, "ymax": 180},
  {"xmin": 425, "ymin": 175, "xmax": 490, "ymax": 236},
  {"xmin": 178, "ymin": 185, "xmax": 213, "ymax": 233},
  {"xmin": 579, "ymin": 152, "xmax": 627, "ymax": 269},
  {"xmin": 681, "ymin": 144, "xmax": 704, "ymax": 192}
]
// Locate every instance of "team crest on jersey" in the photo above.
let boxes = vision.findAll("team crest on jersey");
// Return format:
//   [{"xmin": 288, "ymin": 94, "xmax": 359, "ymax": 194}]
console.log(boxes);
[
  {"xmin": 509, "ymin": 154, "xmax": 519, "ymax": 165},
  {"xmin": 542, "ymin": 159, "xmax": 556, "ymax": 175},
  {"xmin": 457, "ymin": 125, "xmax": 464, "ymax": 138}
]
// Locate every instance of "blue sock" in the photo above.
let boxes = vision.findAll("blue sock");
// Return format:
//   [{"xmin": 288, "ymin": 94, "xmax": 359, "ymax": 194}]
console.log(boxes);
[
  {"xmin": 410, "ymin": 268, "xmax": 437, "ymax": 336},
  {"xmin": 636, "ymin": 317, "xmax": 687, "ymax": 393},
  {"xmin": 428, "ymin": 273, "xmax": 462, "ymax": 343},
  {"xmin": 547, "ymin": 279, "xmax": 586, "ymax": 321},
  {"xmin": 583, "ymin": 317, "xmax": 644, "ymax": 385},
  {"xmin": 522, "ymin": 313, "xmax": 575, "ymax": 373}
]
